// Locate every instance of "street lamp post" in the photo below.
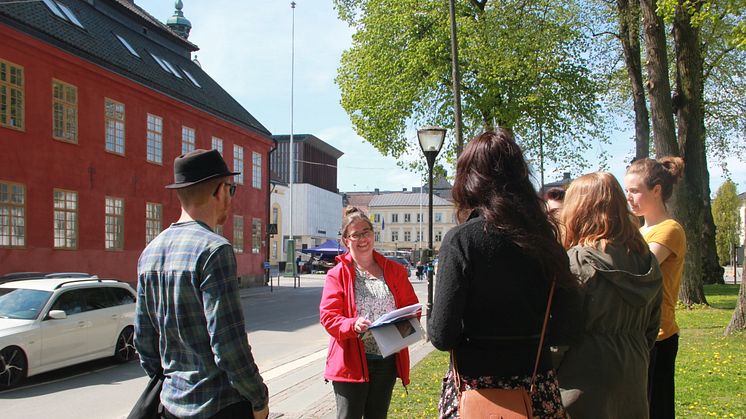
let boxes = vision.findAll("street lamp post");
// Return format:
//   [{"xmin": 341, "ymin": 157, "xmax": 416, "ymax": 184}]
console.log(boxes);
[{"xmin": 417, "ymin": 126, "xmax": 446, "ymax": 314}]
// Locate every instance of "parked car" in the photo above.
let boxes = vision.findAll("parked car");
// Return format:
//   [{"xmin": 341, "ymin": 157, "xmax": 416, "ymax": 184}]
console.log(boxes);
[
  {"xmin": 386, "ymin": 256, "xmax": 413, "ymax": 277},
  {"xmin": 0, "ymin": 276, "xmax": 137, "ymax": 390}
]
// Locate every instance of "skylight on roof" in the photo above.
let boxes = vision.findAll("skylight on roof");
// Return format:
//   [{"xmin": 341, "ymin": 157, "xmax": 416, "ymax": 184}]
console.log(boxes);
[
  {"xmin": 42, "ymin": 0, "xmax": 84, "ymax": 29},
  {"xmin": 55, "ymin": 2, "xmax": 84, "ymax": 28},
  {"xmin": 181, "ymin": 68, "xmax": 201, "ymax": 88},
  {"xmin": 115, "ymin": 34, "xmax": 140, "ymax": 58},
  {"xmin": 160, "ymin": 59, "xmax": 183, "ymax": 79},
  {"xmin": 149, "ymin": 53, "xmax": 172, "ymax": 73},
  {"xmin": 149, "ymin": 52, "xmax": 182, "ymax": 79}
]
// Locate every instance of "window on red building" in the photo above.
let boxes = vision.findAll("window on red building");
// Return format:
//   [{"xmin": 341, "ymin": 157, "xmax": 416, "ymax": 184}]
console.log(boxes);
[
  {"xmin": 212, "ymin": 137, "xmax": 223, "ymax": 156},
  {"xmin": 52, "ymin": 79, "xmax": 77, "ymax": 142},
  {"xmin": 53, "ymin": 189, "xmax": 77, "ymax": 249},
  {"xmin": 252, "ymin": 218, "xmax": 262, "ymax": 254},
  {"xmin": 104, "ymin": 98, "xmax": 125, "ymax": 154},
  {"xmin": 234, "ymin": 145, "xmax": 244, "ymax": 185},
  {"xmin": 0, "ymin": 181, "xmax": 25, "ymax": 248},
  {"xmin": 147, "ymin": 113, "xmax": 163, "ymax": 164},
  {"xmin": 105, "ymin": 197, "xmax": 124, "ymax": 250},
  {"xmin": 182, "ymin": 126, "xmax": 195, "ymax": 155},
  {"xmin": 145, "ymin": 202, "xmax": 162, "ymax": 244},
  {"xmin": 252, "ymin": 151, "xmax": 262, "ymax": 189},
  {"xmin": 233, "ymin": 215, "xmax": 244, "ymax": 253},
  {"xmin": 0, "ymin": 59, "xmax": 24, "ymax": 130}
]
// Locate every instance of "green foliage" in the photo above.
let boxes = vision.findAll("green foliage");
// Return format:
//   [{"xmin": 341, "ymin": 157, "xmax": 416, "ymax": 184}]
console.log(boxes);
[
  {"xmin": 712, "ymin": 180, "xmax": 741, "ymax": 265},
  {"xmin": 334, "ymin": 0, "xmax": 604, "ymax": 169},
  {"xmin": 394, "ymin": 285, "xmax": 746, "ymax": 418}
]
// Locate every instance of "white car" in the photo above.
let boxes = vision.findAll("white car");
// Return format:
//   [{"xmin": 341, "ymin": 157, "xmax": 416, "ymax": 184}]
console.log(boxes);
[{"xmin": 0, "ymin": 276, "xmax": 137, "ymax": 390}]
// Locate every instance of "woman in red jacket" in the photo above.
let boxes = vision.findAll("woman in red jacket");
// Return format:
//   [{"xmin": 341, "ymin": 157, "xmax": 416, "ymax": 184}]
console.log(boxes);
[{"xmin": 320, "ymin": 206, "xmax": 419, "ymax": 419}]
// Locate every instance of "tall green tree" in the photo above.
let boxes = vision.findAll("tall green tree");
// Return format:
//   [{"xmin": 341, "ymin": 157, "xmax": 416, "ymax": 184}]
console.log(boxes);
[
  {"xmin": 712, "ymin": 180, "xmax": 741, "ymax": 265},
  {"xmin": 334, "ymin": 0, "xmax": 603, "ymax": 167}
]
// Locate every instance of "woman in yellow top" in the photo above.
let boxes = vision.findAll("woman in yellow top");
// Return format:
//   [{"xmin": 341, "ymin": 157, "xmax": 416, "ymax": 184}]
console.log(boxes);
[{"xmin": 624, "ymin": 156, "xmax": 686, "ymax": 419}]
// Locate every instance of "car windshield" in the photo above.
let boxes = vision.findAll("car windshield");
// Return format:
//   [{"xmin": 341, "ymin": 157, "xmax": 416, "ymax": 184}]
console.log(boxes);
[{"xmin": 0, "ymin": 288, "xmax": 53, "ymax": 320}]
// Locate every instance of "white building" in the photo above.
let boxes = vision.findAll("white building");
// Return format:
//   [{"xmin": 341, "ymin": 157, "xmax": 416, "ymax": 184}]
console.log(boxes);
[{"xmin": 270, "ymin": 182, "xmax": 343, "ymax": 264}]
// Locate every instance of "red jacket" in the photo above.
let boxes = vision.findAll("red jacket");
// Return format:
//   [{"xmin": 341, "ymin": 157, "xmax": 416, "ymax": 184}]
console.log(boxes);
[{"xmin": 320, "ymin": 251, "xmax": 419, "ymax": 385}]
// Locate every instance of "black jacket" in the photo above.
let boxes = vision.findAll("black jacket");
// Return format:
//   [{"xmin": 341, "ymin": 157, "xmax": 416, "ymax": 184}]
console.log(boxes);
[{"xmin": 427, "ymin": 214, "xmax": 566, "ymax": 378}]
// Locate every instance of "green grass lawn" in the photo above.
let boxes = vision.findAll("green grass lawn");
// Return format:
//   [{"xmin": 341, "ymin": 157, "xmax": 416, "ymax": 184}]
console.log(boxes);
[{"xmin": 390, "ymin": 284, "xmax": 745, "ymax": 418}]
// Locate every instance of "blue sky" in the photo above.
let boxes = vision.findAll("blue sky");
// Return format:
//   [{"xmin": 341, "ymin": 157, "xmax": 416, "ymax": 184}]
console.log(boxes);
[{"xmin": 138, "ymin": 0, "xmax": 744, "ymax": 196}]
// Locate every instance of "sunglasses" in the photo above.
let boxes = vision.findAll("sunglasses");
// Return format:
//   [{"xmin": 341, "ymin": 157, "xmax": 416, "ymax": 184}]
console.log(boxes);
[{"xmin": 213, "ymin": 182, "xmax": 237, "ymax": 197}]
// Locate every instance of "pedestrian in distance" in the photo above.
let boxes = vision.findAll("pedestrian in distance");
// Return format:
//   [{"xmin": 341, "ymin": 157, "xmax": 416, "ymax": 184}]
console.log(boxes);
[
  {"xmin": 556, "ymin": 172, "xmax": 663, "ymax": 418},
  {"xmin": 428, "ymin": 129, "xmax": 577, "ymax": 418},
  {"xmin": 416, "ymin": 261, "xmax": 424, "ymax": 281},
  {"xmin": 624, "ymin": 157, "xmax": 686, "ymax": 419},
  {"xmin": 320, "ymin": 206, "xmax": 419, "ymax": 419},
  {"xmin": 135, "ymin": 149, "xmax": 269, "ymax": 419}
]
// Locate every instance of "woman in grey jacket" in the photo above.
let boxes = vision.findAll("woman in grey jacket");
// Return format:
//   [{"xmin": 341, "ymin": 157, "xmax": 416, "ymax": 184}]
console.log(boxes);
[{"xmin": 557, "ymin": 172, "xmax": 662, "ymax": 418}]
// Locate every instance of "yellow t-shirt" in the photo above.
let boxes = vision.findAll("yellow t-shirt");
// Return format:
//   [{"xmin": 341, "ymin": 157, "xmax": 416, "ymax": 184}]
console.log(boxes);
[{"xmin": 643, "ymin": 219, "xmax": 686, "ymax": 340}]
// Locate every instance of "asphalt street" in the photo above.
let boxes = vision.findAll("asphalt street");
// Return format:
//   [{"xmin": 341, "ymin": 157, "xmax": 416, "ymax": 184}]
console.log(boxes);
[{"xmin": 0, "ymin": 273, "xmax": 433, "ymax": 418}]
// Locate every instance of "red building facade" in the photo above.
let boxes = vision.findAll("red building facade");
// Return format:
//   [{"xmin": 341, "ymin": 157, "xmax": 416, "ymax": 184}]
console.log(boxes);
[{"xmin": 0, "ymin": 1, "xmax": 271, "ymax": 285}]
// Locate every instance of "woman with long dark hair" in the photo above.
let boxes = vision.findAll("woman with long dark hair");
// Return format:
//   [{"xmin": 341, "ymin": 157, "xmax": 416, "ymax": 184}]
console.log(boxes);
[{"xmin": 428, "ymin": 129, "xmax": 576, "ymax": 418}]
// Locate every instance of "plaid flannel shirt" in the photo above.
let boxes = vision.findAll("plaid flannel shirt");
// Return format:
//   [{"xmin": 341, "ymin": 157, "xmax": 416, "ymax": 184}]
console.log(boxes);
[{"xmin": 135, "ymin": 221, "xmax": 267, "ymax": 418}]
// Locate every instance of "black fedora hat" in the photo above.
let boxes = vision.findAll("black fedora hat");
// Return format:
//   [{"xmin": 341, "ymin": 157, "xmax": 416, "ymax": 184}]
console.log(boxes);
[{"xmin": 165, "ymin": 149, "xmax": 240, "ymax": 189}]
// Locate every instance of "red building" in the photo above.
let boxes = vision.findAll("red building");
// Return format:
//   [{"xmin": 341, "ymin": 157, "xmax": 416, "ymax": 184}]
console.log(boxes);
[{"xmin": 0, "ymin": 0, "xmax": 271, "ymax": 285}]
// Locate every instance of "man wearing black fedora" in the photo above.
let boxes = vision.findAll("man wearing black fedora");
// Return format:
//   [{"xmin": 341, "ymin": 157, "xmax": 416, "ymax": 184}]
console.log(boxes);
[{"xmin": 135, "ymin": 149, "xmax": 269, "ymax": 419}]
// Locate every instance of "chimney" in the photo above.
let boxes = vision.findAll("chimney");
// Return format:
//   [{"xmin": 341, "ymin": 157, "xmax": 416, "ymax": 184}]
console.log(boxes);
[
  {"xmin": 402, "ymin": 188, "xmax": 407, "ymax": 192},
  {"xmin": 374, "ymin": 188, "xmax": 380, "ymax": 194},
  {"xmin": 563, "ymin": 172, "xmax": 571, "ymax": 180}
]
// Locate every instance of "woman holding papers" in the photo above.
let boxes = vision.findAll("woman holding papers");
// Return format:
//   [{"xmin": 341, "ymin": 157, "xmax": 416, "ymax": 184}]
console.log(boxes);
[
  {"xmin": 428, "ymin": 129, "xmax": 577, "ymax": 418},
  {"xmin": 320, "ymin": 207, "xmax": 419, "ymax": 419}
]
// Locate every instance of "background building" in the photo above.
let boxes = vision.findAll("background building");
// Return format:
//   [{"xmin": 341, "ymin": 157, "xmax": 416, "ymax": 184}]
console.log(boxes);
[
  {"xmin": 368, "ymin": 193, "xmax": 456, "ymax": 255},
  {"xmin": 0, "ymin": 0, "xmax": 271, "ymax": 285},
  {"xmin": 269, "ymin": 134, "xmax": 343, "ymax": 264}
]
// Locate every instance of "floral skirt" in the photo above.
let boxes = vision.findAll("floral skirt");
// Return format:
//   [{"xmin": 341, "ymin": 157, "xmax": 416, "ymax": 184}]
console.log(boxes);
[{"xmin": 438, "ymin": 368, "xmax": 567, "ymax": 418}]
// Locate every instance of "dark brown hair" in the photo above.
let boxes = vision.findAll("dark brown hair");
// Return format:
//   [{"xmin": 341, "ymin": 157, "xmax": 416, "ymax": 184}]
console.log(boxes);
[
  {"xmin": 626, "ymin": 156, "xmax": 685, "ymax": 202},
  {"xmin": 562, "ymin": 172, "xmax": 647, "ymax": 254},
  {"xmin": 341, "ymin": 206, "xmax": 373, "ymax": 238},
  {"xmin": 451, "ymin": 129, "xmax": 577, "ymax": 288}
]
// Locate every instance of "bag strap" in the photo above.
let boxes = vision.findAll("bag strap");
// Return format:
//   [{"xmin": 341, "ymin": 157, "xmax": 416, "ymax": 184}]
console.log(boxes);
[{"xmin": 451, "ymin": 280, "xmax": 556, "ymax": 396}]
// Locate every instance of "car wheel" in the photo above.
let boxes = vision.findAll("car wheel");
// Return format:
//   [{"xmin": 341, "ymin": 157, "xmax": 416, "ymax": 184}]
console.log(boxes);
[
  {"xmin": 0, "ymin": 346, "xmax": 27, "ymax": 390},
  {"xmin": 113, "ymin": 326, "xmax": 137, "ymax": 363}
]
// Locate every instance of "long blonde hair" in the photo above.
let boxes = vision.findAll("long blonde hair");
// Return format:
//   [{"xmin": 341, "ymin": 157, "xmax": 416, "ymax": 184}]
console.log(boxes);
[{"xmin": 562, "ymin": 172, "xmax": 647, "ymax": 254}]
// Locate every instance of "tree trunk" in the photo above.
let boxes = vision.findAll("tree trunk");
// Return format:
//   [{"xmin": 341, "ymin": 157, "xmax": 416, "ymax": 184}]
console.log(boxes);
[
  {"xmin": 640, "ymin": 0, "xmax": 678, "ymax": 157},
  {"xmin": 725, "ymin": 277, "xmax": 746, "ymax": 335},
  {"xmin": 672, "ymin": 0, "xmax": 708, "ymax": 305},
  {"xmin": 617, "ymin": 0, "xmax": 650, "ymax": 159},
  {"xmin": 702, "ymin": 200, "xmax": 725, "ymax": 284}
]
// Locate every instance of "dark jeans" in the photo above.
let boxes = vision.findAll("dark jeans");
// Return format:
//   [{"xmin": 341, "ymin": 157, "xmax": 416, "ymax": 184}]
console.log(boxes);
[
  {"xmin": 648, "ymin": 334, "xmax": 679, "ymax": 419},
  {"xmin": 332, "ymin": 356, "xmax": 397, "ymax": 419},
  {"xmin": 162, "ymin": 401, "xmax": 253, "ymax": 419}
]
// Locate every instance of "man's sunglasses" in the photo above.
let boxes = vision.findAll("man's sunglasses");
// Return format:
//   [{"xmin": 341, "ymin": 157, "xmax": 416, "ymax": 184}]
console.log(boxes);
[{"xmin": 214, "ymin": 182, "xmax": 237, "ymax": 197}]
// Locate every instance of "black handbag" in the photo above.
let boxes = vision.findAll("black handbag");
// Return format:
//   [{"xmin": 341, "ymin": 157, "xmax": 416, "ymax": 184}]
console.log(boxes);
[{"xmin": 127, "ymin": 373, "xmax": 164, "ymax": 419}]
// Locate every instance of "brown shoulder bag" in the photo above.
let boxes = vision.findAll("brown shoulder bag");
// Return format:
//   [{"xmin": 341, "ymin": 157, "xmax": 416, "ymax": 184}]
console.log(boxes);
[{"xmin": 452, "ymin": 282, "xmax": 555, "ymax": 419}]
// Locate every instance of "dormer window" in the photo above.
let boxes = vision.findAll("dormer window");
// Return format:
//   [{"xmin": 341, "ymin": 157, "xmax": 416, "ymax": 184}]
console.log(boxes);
[
  {"xmin": 114, "ymin": 34, "xmax": 140, "ymax": 58},
  {"xmin": 42, "ymin": 0, "xmax": 84, "ymax": 29}
]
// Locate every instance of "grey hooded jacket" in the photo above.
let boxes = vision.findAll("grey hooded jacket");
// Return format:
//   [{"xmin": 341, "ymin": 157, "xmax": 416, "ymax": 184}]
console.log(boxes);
[{"xmin": 556, "ymin": 243, "xmax": 662, "ymax": 419}]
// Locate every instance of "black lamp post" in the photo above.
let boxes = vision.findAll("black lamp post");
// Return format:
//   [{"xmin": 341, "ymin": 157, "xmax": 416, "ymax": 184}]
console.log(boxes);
[{"xmin": 417, "ymin": 126, "xmax": 446, "ymax": 314}]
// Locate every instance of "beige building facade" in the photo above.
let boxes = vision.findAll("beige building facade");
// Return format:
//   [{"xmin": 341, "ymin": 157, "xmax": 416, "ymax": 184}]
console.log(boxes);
[{"xmin": 368, "ymin": 193, "xmax": 456, "ymax": 255}]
